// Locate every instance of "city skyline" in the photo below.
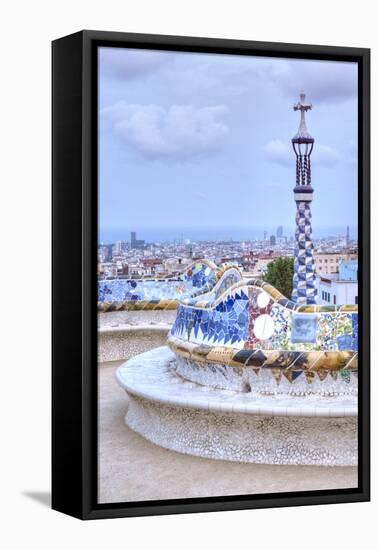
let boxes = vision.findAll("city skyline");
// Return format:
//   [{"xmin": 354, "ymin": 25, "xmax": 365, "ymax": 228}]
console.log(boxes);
[
  {"xmin": 99, "ymin": 47, "xmax": 358, "ymax": 238},
  {"xmin": 99, "ymin": 225, "xmax": 357, "ymax": 246}
]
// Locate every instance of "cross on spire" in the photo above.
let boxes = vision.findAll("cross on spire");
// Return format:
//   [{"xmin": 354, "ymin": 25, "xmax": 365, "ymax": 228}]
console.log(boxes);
[{"xmin": 293, "ymin": 91, "xmax": 314, "ymax": 143}]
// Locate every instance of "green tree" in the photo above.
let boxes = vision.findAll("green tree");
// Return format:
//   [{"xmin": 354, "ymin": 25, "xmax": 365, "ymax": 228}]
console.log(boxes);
[{"xmin": 264, "ymin": 256, "xmax": 294, "ymax": 299}]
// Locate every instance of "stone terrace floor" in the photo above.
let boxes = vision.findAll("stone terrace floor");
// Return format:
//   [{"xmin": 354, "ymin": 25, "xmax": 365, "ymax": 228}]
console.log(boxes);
[{"xmin": 98, "ymin": 361, "xmax": 358, "ymax": 504}]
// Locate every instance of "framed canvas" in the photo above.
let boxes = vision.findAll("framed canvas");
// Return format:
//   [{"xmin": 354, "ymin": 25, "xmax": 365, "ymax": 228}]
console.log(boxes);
[{"xmin": 52, "ymin": 30, "xmax": 370, "ymax": 520}]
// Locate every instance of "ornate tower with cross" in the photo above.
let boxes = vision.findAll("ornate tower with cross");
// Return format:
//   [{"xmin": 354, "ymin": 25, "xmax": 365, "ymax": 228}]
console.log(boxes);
[{"xmin": 291, "ymin": 91, "xmax": 317, "ymax": 305}]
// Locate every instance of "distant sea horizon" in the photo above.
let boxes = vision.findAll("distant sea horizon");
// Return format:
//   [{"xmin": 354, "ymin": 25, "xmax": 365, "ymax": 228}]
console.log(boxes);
[{"xmin": 98, "ymin": 226, "xmax": 358, "ymax": 245}]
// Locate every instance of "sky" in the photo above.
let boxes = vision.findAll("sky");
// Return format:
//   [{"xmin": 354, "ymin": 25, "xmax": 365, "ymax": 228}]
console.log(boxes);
[{"xmin": 98, "ymin": 47, "xmax": 358, "ymax": 243}]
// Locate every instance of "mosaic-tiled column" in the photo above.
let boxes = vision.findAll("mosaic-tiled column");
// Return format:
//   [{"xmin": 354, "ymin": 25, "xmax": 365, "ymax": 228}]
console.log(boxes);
[{"xmin": 291, "ymin": 92, "xmax": 317, "ymax": 305}]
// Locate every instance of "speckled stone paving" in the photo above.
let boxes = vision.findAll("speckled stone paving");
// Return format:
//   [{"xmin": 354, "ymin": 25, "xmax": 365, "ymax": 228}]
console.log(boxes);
[{"xmin": 115, "ymin": 347, "xmax": 357, "ymax": 466}]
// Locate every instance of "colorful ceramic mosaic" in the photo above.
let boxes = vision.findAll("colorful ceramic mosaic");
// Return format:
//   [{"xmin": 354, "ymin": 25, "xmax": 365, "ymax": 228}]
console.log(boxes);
[
  {"xmin": 97, "ymin": 261, "xmax": 242, "ymax": 311},
  {"xmin": 168, "ymin": 274, "xmax": 358, "ymax": 393},
  {"xmin": 180, "ymin": 266, "xmax": 243, "ymax": 307}
]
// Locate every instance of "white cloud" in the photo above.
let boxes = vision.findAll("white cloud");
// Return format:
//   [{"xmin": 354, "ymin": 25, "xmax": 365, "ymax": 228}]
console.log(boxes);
[
  {"xmin": 101, "ymin": 102, "xmax": 229, "ymax": 162},
  {"xmin": 162, "ymin": 56, "xmax": 357, "ymax": 105},
  {"xmin": 99, "ymin": 47, "xmax": 174, "ymax": 80},
  {"xmin": 99, "ymin": 48, "xmax": 357, "ymax": 107},
  {"xmin": 164, "ymin": 60, "xmax": 256, "ymax": 98},
  {"xmin": 264, "ymin": 139, "xmax": 292, "ymax": 166},
  {"xmin": 312, "ymin": 144, "xmax": 340, "ymax": 166},
  {"xmin": 264, "ymin": 139, "xmax": 339, "ymax": 167},
  {"xmin": 266, "ymin": 59, "xmax": 357, "ymax": 104}
]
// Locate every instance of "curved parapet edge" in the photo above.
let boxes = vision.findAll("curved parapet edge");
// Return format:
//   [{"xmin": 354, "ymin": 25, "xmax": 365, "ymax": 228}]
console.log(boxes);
[
  {"xmin": 99, "ymin": 299, "xmax": 179, "ymax": 313},
  {"xmin": 168, "ymin": 278, "xmax": 358, "ymax": 376},
  {"xmin": 167, "ymin": 333, "xmax": 358, "ymax": 372},
  {"xmin": 98, "ymin": 260, "xmax": 243, "ymax": 312},
  {"xmin": 183, "ymin": 276, "xmax": 358, "ymax": 314},
  {"xmin": 180, "ymin": 265, "xmax": 243, "ymax": 307}
]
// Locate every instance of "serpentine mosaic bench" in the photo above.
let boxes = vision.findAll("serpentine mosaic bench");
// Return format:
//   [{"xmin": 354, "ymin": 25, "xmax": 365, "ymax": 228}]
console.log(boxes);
[
  {"xmin": 98, "ymin": 260, "xmax": 242, "ymax": 312},
  {"xmin": 168, "ymin": 278, "xmax": 358, "ymax": 396},
  {"xmin": 116, "ymin": 270, "xmax": 358, "ymax": 465}
]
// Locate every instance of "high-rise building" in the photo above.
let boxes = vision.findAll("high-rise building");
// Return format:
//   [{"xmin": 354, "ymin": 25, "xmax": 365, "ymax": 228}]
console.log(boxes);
[
  {"xmin": 276, "ymin": 225, "xmax": 283, "ymax": 238},
  {"xmin": 130, "ymin": 231, "xmax": 145, "ymax": 250},
  {"xmin": 115, "ymin": 240, "xmax": 123, "ymax": 254},
  {"xmin": 291, "ymin": 92, "xmax": 317, "ymax": 305},
  {"xmin": 270, "ymin": 235, "xmax": 276, "ymax": 246}
]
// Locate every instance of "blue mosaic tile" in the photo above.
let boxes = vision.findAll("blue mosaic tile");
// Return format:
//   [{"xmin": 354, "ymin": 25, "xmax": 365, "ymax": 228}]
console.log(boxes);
[
  {"xmin": 291, "ymin": 314, "xmax": 318, "ymax": 344},
  {"xmin": 170, "ymin": 275, "xmax": 357, "ymax": 354},
  {"xmin": 337, "ymin": 334, "xmax": 353, "ymax": 350},
  {"xmin": 352, "ymin": 313, "xmax": 358, "ymax": 352},
  {"xmin": 98, "ymin": 262, "xmax": 218, "ymax": 304}
]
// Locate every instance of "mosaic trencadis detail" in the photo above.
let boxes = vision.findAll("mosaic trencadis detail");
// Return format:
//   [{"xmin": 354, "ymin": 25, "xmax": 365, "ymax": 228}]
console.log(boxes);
[
  {"xmin": 97, "ymin": 261, "xmax": 242, "ymax": 311},
  {"xmin": 168, "ymin": 272, "xmax": 358, "ymax": 395}
]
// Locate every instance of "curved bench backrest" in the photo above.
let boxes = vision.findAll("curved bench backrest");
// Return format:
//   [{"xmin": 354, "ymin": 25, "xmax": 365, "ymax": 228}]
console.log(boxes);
[
  {"xmin": 97, "ymin": 260, "xmax": 241, "ymax": 311},
  {"xmin": 170, "ymin": 278, "xmax": 358, "ymax": 354}
]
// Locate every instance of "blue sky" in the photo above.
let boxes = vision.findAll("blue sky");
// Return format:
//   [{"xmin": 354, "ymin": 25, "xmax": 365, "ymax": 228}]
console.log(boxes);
[{"xmin": 98, "ymin": 47, "xmax": 358, "ymax": 242}]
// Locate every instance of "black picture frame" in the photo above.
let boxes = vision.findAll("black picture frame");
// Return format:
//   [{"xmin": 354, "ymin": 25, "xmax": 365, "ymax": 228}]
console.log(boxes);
[{"xmin": 52, "ymin": 30, "xmax": 370, "ymax": 520}]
